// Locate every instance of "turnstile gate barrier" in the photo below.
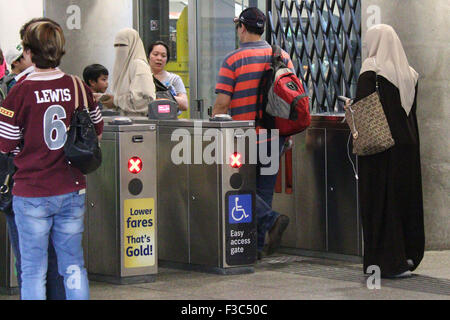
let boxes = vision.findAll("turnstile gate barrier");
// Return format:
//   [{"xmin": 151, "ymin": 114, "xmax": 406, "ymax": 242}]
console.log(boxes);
[
  {"xmin": 153, "ymin": 119, "xmax": 257, "ymax": 274},
  {"xmin": 0, "ymin": 214, "xmax": 18, "ymax": 295},
  {"xmin": 85, "ymin": 120, "xmax": 158, "ymax": 284}
]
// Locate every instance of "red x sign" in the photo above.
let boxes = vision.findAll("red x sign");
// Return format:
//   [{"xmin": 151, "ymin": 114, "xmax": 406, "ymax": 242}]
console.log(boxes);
[
  {"xmin": 128, "ymin": 157, "xmax": 143, "ymax": 174},
  {"xmin": 230, "ymin": 152, "xmax": 242, "ymax": 168}
]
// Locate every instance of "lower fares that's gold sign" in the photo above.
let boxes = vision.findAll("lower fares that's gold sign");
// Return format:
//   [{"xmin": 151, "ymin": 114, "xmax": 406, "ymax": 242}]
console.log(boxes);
[{"xmin": 123, "ymin": 198, "xmax": 155, "ymax": 268}]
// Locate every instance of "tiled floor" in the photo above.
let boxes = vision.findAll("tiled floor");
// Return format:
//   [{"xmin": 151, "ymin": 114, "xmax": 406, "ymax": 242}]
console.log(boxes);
[{"xmin": 1, "ymin": 250, "xmax": 449, "ymax": 300}]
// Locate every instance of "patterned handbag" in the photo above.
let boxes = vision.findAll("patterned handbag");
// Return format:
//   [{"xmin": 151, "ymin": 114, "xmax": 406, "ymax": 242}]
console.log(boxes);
[{"xmin": 345, "ymin": 81, "xmax": 395, "ymax": 156}]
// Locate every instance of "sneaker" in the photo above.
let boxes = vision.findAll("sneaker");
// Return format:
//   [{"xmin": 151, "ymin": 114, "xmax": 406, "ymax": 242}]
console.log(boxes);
[{"xmin": 265, "ymin": 215, "xmax": 290, "ymax": 255}]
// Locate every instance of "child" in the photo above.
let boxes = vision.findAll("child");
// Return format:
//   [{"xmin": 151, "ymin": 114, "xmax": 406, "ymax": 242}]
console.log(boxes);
[{"xmin": 82, "ymin": 63, "xmax": 114, "ymax": 109}]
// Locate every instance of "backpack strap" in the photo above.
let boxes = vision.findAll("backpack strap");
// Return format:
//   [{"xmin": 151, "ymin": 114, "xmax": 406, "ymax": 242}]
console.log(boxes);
[
  {"xmin": 271, "ymin": 45, "xmax": 282, "ymax": 59},
  {"xmin": 255, "ymin": 45, "xmax": 281, "ymax": 128},
  {"xmin": 255, "ymin": 72, "xmax": 265, "ymax": 127},
  {"xmin": 256, "ymin": 68, "xmax": 275, "ymax": 129}
]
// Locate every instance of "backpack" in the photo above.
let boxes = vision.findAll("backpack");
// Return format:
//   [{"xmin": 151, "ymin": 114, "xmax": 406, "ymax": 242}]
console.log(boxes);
[
  {"xmin": 0, "ymin": 74, "xmax": 16, "ymax": 106},
  {"xmin": 153, "ymin": 76, "xmax": 177, "ymax": 103},
  {"xmin": 149, "ymin": 77, "xmax": 178, "ymax": 119},
  {"xmin": 256, "ymin": 45, "xmax": 311, "ymax": 136}
]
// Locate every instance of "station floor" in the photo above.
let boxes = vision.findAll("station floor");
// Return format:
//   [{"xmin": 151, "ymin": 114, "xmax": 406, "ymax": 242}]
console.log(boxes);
[{"xmin": 1, "ymin": 250, "xmax": 449, "ymax": 300}]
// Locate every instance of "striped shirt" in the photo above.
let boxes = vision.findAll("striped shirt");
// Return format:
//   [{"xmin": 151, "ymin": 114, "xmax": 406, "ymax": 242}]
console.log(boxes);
[{"xmin": 215, "ymin": 40, "xmax": 294, "ymax": 121}]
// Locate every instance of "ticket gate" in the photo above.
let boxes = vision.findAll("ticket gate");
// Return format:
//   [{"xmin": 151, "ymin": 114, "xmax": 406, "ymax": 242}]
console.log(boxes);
[
  {"xmin": 273, "ymin": 115, "xmax": 362, "ymax": 262},
  {"xmin": 85, "ymin": 120, "xmax": 158, "ymax": 284},
  {"xmin": 153, "ymin": 119, "xmax": 257, "ymax": 274},
  {"xmin": 0, "ymin": 215, "xmax": 18, "ymax": 295}
]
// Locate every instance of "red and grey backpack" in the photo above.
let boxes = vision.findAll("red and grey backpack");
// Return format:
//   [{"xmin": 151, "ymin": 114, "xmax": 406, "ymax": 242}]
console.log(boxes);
[{"xmin": 256, "ymin": 45, "xmax": 311, "ymax": 136}]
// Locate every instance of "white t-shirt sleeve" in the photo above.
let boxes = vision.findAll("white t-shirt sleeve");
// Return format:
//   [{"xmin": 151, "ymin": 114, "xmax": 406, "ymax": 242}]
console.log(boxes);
[{"xmin": 168, "ymin": 73, "xmax": 187, "ymax": 95}]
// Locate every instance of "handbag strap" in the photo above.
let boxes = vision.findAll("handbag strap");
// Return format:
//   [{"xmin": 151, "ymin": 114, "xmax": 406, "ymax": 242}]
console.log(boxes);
[
  {"xmin": 70, "ymin": 75, "xmax": 88, "ymax": 112},
  {"xmin": 70, "ymin": 75, "xmax": 79, "ymax": 111},
  {"xmin": 0, "ymin": 174, "xmax": 11, "ymax": 194},
  {"xmin": 375, "ymin": 77, "xmax": 381, "ymax": 99}
]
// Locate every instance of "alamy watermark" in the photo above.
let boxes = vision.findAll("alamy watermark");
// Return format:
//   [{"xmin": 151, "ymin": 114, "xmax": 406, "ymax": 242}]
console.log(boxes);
[
  {"xmin": 66, "ymin": 5, "xmax": 81, "ymax": 30},
  {"xmin": 366, "ymin": 5, "xmax": 381, "ymax": 29},
  {"xmin": 366, "ymin": 265, "xmax": 381, "ymax": 290},
  {"xmin": 66, "ymin": 265, "xmax": 81, "ymax": 290},
  {"xmin": 170, "ymin": 122, "xmax": 281, "ymax": 176}
]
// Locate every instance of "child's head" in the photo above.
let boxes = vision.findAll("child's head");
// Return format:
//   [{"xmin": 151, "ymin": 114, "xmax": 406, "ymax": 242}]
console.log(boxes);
[{"xmin": 83, "ymin": 64, "xmax": 109, "ymax": 93}]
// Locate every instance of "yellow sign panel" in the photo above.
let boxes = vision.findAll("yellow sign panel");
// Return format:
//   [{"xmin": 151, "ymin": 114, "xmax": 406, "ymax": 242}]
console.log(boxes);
[{"xmin": 123, "ymin": 198, "xmax": 155, "ymax": 268}]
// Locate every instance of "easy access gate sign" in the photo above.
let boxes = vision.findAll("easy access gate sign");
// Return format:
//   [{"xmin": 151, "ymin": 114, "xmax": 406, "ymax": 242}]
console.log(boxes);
[{"xmin": 225, "ymin": 191, "xmax": 257, "ymax": 266}]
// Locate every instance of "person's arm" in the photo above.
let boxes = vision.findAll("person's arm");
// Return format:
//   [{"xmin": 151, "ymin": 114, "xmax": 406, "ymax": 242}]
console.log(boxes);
[
  {"xmin": 213, "ymin": 57, "xmax": 235, "ymax": 116},
  {"xmin": 281, "ymin": 51, "xmax": 295, "ymax": 73},
  {"xmin": 212, "ymin": 93, "xmax": 231, "ymax": 116},
  {"xmin": 0, "ymin": 89, "xmax": 22, "ymax": 153},
  {"xmin": 170, "ymin": 75, "xmax": 188, "ymax": 111},
  {"xmin": 354, "ymin": 71, "xmax": 376, "ymax": 103},
  {"xmin": 83, "ymin": 81, "xmax": 104, "ymax": 141},
  {"xmin": 174, "ymin": 93, "xmax": 188, "ymax": 111}
]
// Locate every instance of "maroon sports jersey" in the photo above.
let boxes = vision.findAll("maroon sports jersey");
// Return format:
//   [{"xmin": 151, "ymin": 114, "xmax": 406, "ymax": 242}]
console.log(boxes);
[{"xmin": 0, "ymin": 69, "xmax": 104, "ymax": 197}]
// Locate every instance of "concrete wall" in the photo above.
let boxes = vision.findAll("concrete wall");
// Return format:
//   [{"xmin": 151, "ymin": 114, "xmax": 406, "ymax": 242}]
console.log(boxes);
[
  {"xmin": 362, "ymin": 0, "xmax": 450, "ymax": 249},
  {"xmin": 0, "ymin": 0, "xmax": 43, "ymax": 60},
  {"xmin": 44, "ymin": 0, "xmax": 133, "ymax": 81}
]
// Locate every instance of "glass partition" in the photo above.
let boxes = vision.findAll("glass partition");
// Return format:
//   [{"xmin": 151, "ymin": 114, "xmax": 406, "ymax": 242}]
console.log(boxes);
[
  {"xmin": 138, "ymin": 0, "xmax": 190, "ymax": 118},
  {"xmin": 190, "ymin": 0, "xmax": 267, "ymax": 119},
  {"xmin": 138, "ymin": 0, "xmax": 272, "ymax": 120}
]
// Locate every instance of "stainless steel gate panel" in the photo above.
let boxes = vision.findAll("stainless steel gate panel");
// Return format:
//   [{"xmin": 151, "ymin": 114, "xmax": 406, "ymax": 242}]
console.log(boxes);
[
  {"xmin": 0, "ymin": 214, "xmax": 18, "ymax": 294},
  {"xmin": 295, "ymin": 128, "xmax": 327, "ymax": 251},
  {"xmin": 326, "ymin": 128, "xmax": 360, "ymax": 256},
  {"xmin": 189, "ymin": 160, "xmax": 220, "ymax": 267},
  {"xmin": 118, "ymin": 127, "xmax": 158, "ymax": 277},
  {"xmin": 154, "ymin": 119, "xmax": 257, "ymax": 273},
  {"xmin": 86, "ymin": 138, "xmax": 120, "ymax": 277},
  {"xmin": 270, "ymin": 175, "xmax": 297, "ymax": 248},
  {"xmin": 274, "ymin": 116, "xmax": 362, "ymax": 260},
  {"xmin": 157, "ymin": 135, "xmax": 189, "ymax": 263},
  {"xmin": 86, "ymin": 122, "xmax": 158, "ymax": 283}
]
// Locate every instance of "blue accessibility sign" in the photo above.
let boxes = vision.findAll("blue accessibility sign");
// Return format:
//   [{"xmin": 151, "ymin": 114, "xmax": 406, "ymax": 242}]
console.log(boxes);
[{"xmin": 228, "ymin": 194, "xmax": 252, "ymax": 224}]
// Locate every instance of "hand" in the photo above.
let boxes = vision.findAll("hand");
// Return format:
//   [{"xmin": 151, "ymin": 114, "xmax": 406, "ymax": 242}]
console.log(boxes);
[
  {"xmin": 344, "ymin": 99, "xmax": 351, "ymax": 111},
  {"xmin": 92, "ymin": 92, "xmax": 102, "ymax": 103},
  {"xmin": 284, "ymin": 136, "xmax": 294, "ymax": 150},
  {"xmin": 99, "ymin": 94, "xmax": 115, "ymax": 109}
]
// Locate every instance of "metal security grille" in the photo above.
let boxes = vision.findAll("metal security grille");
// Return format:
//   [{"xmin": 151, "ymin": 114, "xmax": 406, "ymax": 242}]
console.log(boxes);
[{"xmin": 267, "ymin": 0, "xmax": 361, "ymax": 114}]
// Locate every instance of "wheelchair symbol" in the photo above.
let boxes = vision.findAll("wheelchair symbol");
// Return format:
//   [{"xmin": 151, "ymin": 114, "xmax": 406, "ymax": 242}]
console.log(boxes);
[{"xmin": 231, "ymin": 197, "xmax": 249, "ymax": 222}]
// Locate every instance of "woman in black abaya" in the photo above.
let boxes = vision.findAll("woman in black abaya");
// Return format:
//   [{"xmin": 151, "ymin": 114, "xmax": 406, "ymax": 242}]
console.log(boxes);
[{"xmin": 352, "ymin": 24, "xmax": 425, "ymax": 278}]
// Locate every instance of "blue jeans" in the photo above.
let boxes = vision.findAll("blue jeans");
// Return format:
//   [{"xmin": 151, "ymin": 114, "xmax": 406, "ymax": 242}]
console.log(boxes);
[
  {"xmin": 256, "ymin": 135, "xmax": 286, "ymax": 252},
  {"xmin": 5, "ymin": 211, "xmax": 65, "ymax": 299},
  {"xmin": 13, "ymin": 191, "xmax": 89, "ymax": 300}
]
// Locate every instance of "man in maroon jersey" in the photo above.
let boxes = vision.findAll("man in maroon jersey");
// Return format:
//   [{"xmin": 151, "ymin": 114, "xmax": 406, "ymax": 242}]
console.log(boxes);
[
  {"xmin": 0, "ymin": 20, "xmax": 103, "ymax": 300},
  {"xmin": 0, "ymin": 18, "xmax": 71, "ymax": 300}
]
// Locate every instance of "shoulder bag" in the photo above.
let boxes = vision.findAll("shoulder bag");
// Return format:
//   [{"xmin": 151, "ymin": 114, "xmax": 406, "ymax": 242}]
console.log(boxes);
[
  {"xmin": 0, "ymin": 152, "xmax": 15, "ymax": 214},
  {"xmin": 64, "ymin": 75, "xmax": 102, "ymax": 174},
  {"xmin": 345, "ymin": 79, "xmax": 395, "ymax": 156}
]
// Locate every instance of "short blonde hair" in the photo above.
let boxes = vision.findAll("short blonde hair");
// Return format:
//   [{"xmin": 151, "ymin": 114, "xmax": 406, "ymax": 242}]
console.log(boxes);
[{"xmin": 22, "ymin": 21, "xmax": 65, "ymax": 68}]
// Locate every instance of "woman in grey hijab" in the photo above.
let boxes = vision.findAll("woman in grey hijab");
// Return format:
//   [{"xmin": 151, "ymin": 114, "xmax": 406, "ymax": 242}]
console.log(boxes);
[
  {"xmin": 112, "ymin": 28, "xmax": 156, "ymax": 115},
  {"xmin": 352, "ymin": 24, "xmax": 424, "ymax": 278}
]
